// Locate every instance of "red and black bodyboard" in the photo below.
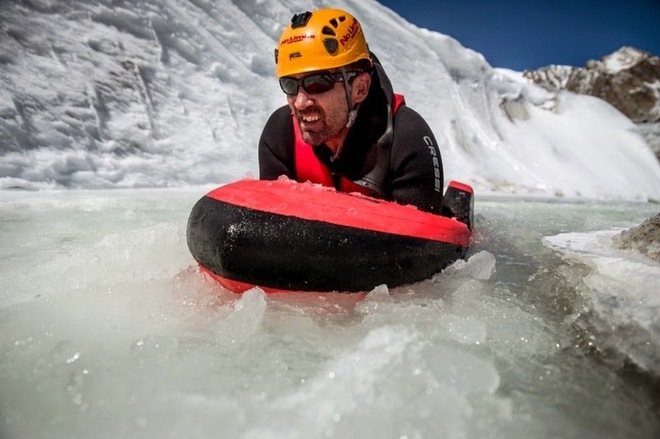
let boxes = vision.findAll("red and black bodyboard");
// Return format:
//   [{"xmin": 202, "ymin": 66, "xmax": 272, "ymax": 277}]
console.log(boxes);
[{"xmin": 186, "ymin": 178, "xmax": 473, "ymax": 293}]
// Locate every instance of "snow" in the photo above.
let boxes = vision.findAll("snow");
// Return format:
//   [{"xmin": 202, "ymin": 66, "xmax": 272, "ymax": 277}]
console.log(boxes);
[
  {"xmin": 602, "ymin": 46, "xmax": 648, "ymax": 74},
  {"xmin": 1, "ymin": 0, "xmax": 659, "ymax": 201}
]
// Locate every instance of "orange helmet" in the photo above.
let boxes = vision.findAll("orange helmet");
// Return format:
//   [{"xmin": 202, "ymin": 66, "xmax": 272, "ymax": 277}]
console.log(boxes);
[{"xmin": 275, "ymin": 9, "xmax": 373, "ymax": 78}]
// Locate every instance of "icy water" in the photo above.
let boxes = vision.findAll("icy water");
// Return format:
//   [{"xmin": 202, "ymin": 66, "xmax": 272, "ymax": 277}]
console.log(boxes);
[{"xmin": 0, "ymin": 188, "xmax": 658, "ymax": 439}]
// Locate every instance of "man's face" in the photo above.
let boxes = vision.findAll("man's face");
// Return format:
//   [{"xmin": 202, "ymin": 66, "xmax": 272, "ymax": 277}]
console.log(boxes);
[{"xmin": 286, "ymin": 72, "xmax": 351, "ymax": 148}]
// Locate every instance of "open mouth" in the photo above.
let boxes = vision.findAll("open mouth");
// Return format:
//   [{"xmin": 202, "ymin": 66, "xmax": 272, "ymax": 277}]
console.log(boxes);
[
  {"xmin": 302, "ymin": 114, "xmax": 321, "ymax": 123},
  {"xmin": 299, "ymin": 111, "xmax": 323, "ymax": 131}
]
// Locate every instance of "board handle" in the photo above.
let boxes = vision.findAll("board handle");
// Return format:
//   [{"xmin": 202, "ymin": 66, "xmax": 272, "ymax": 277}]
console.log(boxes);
[{"xmin": 441, "ymin": 181, "xmax": 474, "ymax": 230}]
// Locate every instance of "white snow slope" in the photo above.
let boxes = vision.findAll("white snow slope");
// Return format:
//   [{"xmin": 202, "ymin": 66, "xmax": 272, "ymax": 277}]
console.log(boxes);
[{"xmin": 1, "ymin": 0, "xmax": 659, "ymax": 201}]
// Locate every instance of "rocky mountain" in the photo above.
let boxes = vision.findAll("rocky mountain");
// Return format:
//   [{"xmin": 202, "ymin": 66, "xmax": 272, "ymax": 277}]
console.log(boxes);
[
  {"xmin": 523, "ymin": 47, "xmax": 660, "ymax": 159},
  {"xmin": 614, "ymin": 213, "xmax": 660, "ymax": 262}
]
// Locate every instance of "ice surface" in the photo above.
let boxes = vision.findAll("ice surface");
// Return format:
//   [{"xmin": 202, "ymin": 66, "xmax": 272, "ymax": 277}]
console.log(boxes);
[
  {"xmin": 544, "ymin": 228, "xmax": 660, "ymax": 374},
  {"xmin": 1, "ymin": 191, "xmax": 660, "ymax": 438}
]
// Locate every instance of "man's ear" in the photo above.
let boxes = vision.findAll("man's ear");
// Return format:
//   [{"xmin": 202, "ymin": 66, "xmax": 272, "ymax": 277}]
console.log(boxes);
[{"xmin": 352, "ymin": 73, "xmax": 371, "ymax": 104}]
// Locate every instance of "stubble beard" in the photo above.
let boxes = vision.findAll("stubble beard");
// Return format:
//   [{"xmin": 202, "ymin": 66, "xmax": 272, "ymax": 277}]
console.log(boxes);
[{"xmin": 296, "ymin": 106, "xmax": 347, "ymax": 147}]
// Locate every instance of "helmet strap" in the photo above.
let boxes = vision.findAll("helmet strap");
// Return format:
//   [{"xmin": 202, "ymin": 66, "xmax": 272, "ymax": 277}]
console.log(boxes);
[
  {"xmin": 331, "ymin": 67, "xmax": 361, "ymax": 162},
  {"xmin": 340, "ymin": 66, "xmax": 359, "ymax": 129}
]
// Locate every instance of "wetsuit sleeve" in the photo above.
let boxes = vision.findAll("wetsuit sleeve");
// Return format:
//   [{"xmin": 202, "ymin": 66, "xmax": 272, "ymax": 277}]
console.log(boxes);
[
  {"xmin": 389, "ymin": 106, "xmax": 445, "ymax": 214},
  {"xmin": 258, "ymin": 106, "xmax": 296, "ymax": 180}
]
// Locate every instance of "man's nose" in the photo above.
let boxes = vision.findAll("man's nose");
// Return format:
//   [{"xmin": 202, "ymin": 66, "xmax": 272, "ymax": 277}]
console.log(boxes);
[{"xmin": 292, "ymin": 90, "xmax": 313, "ymax": 109}]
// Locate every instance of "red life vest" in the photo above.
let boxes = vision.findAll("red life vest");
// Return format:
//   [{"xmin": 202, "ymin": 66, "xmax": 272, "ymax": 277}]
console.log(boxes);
[{"xmin": 293, "ymin": 94, "xmax": 406, "ymax": 196}]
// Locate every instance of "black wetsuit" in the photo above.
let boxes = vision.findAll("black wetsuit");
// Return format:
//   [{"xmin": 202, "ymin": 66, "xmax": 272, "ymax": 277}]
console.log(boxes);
[{"xmin": 258, "ymin": 59, "xmax": 444, "ymax": 214}]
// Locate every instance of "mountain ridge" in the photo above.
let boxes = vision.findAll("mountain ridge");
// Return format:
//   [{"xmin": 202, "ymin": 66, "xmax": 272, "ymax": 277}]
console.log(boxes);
[{"xmin": 523, "ymin": 47, "xmax": 660, "ymax": 159}]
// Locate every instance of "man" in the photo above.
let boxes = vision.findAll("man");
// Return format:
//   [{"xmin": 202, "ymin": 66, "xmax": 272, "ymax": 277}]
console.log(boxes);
[{"xmin": 258, "ymin": 8, "xmax": 444, "ymax": 214}]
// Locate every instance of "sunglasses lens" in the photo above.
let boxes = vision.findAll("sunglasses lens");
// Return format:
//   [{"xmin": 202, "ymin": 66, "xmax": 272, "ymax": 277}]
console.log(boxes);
[
  {"xmin": 302, "ymin": 75, "xmax": 334, "ymax": 94},
  {"xmin": 279, "ymin": 77, "xmax": 299, "ymax": 95},
  {"xmin": 279, "ymin": 74, "xmax": 338, "ymax": 95}
]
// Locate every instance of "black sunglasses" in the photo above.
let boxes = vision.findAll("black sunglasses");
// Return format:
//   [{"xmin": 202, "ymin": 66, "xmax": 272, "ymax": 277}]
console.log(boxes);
[{"xmin": 279, "ymin": 72, "xmax": 360, "ymax": 96}]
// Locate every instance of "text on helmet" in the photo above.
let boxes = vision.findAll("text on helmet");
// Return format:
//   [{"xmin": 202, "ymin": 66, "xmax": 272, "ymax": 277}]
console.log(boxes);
[
  {"xmin": 281, "ymin": 34, "xmax": 316, "ymax": 46},
  {"xmin": 339, "ymin": 18, "xmax": 359, "ymax": 46}
]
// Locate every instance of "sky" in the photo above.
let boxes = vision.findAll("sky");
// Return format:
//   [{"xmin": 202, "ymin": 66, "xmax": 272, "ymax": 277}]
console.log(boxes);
[{"xmin": 377, "ymin": 0, "xmax": 660, "ymax": 71}]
